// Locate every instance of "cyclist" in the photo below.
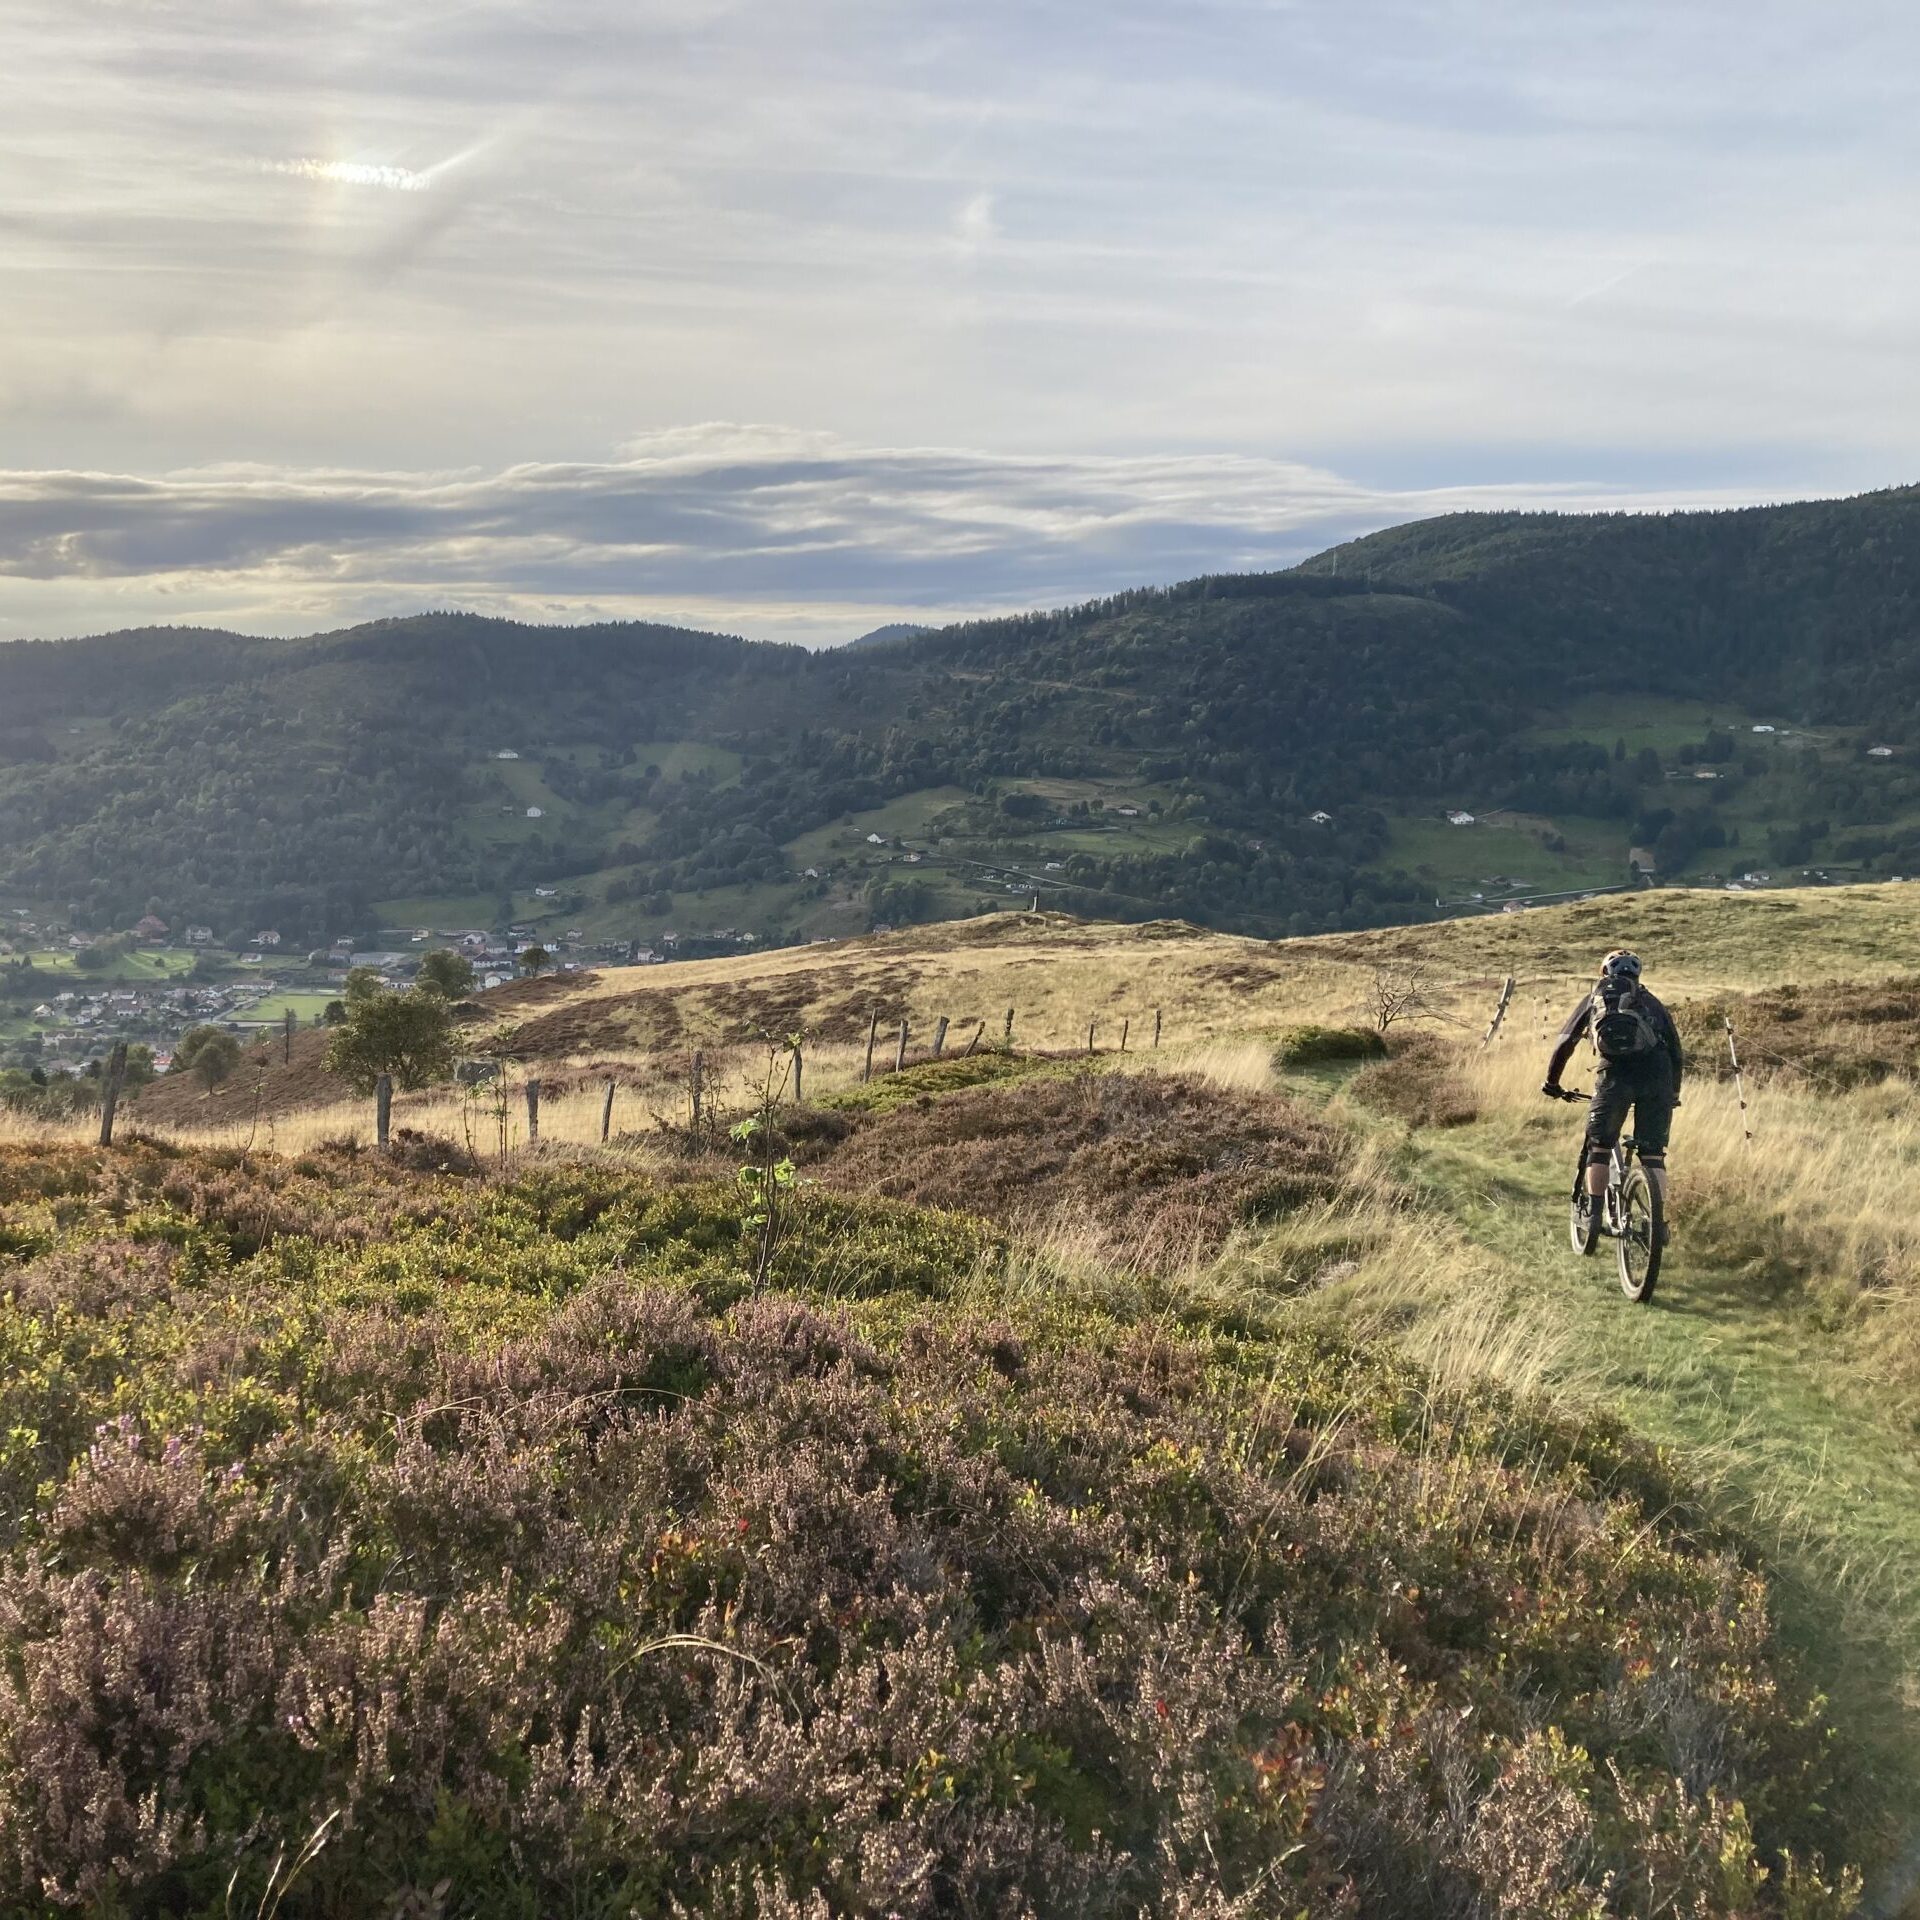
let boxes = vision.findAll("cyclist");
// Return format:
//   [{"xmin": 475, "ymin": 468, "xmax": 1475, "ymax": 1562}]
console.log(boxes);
[{"xmin": 1542, "ymin": 949, "xmax": 1683, "ymax": 1224}]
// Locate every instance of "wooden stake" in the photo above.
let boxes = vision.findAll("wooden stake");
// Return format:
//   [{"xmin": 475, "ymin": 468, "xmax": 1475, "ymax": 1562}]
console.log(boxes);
[
  {"xmin": 525, "ymin": 1078, "xmax": 541, "ymax": 1144},
  {"xmin": 1724, "ymin": 1016, "xmax": 1751, "ymax": 1143},
  {"xmin": 283, "ymin": 1007, "xmax": 295, "ymax": 1065},
  {"xmin": 375, "ymin": 1073, "xmax": 393, "ymax": 1151},
  {"xmin": 1119, "ymin": 1017, "xmax": 1130, "ymax": 1053},
  {"xmin": 931, "ymin": 1016, "xmax": 949, "ymax": 1058},
  {"xmin": 863, "ymin": 1011, "xmax": 879, "ymax": 1083},
  {"xmin": 961, "ymin": 1019, "xmax": 984, "ymax": 1057},
  {"xmin": 895, "ymin": 1019, "xmax": 909, "ymax": 1073},
  {"xmin": 691, "ymin": 1051, "xmax": 704, "ymax": 1130},
  {"xmin": 791, "ymin": 1043, "xmax": 803, "ymax": 1104},
  {"xmin": 1153, "ymin": 1007, "xmax": 1162, "ymax": 1049},
  {"xmin": 1086, "ymin": 1018, "xmax": 1096, "ymax": 1054},
  {"xmin": 1480, "ymin": 975, "xmax": 1516, "ymax": 1049},
  {"xmin": 600, "ymin": 1077, "xmax": 616, "ymax": 1143},
  {"xmin": 97, "ymin": 1041, "xmax": 127, "ymax": 1148},
  {"xmin": 1003, "ymin": 1007, "xmax": 1015, "ymax": 1049}
]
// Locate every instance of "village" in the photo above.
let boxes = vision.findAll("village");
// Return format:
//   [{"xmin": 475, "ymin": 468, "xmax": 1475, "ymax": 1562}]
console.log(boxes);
[{"xmin": 0, "ymin": 905, "xmax": 664, "ymax": 1082}]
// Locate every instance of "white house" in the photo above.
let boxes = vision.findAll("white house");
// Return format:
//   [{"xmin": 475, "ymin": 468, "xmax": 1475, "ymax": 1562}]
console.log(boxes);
[
  {"xmin": 1870, "ymin": 745, "xmax": 1896, "ymax": 757},
  {"xmin": 495, "ymin": 749, "xmax": 521, "ymax": 760},
  {"xmin": 865, "ymin": 832, "xmax": 886, "ymax": 845},
  {"xmin": 1694, "ymin": 769, "xmax": 1720, "ymax": 780},
  {"xmin": 1446, "ymin": 810, "xmax": 1476, "ymax": 827},
  {"xmin": 1309, "ymin": 810, "xmax": 1334, "ymax": 825},
  {"xmin": 525, "ymin": 807, "xmax": 545, "ymax": 820},
  {"xmin": 534, "ymin": 886, "xmax": 558, "ymax": 898},
  {"xmin": 1116, "ymin": 806, "xmax": 1140, "ymax": 818},
  {"xmin": 254, "ymin": 930, "xmax": 282, "ymax": 948},
  {"xmin": 1752, "ymin": 724, "xmax": 1776, "ymax": 734}
]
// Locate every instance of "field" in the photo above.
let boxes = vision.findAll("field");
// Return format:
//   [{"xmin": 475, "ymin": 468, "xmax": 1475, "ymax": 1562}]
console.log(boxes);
[
  {"xmin": 5, "ymin": 883, "xmax": 1920, "ymax": 1911},
  {"xmin": 1373, "ymin": 810, "xmax": 1628, "ymax": 899}
]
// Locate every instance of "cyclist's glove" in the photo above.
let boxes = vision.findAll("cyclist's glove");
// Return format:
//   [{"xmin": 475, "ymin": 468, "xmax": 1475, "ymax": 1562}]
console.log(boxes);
[{"xmin": 1540, "ymin": 1081, "xmax": 1562, "ymax": 1099}]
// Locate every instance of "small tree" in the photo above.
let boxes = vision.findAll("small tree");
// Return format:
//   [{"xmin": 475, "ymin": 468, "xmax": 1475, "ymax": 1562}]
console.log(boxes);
[
  {"xmin": 519, "ymin": 945, "xmax": 551, "ymax": 978},
  {"xmin": 343, "ymin": 966, "xmax": 385, "ymax": 1008},
  {"xmin": 1369, "ymin": 963, "xmax": 1448, "ymax": 1033},
  {"xmin": 174, "ymin": 1025, "xmax": 242, "ymax": 1095},
  {"xmin": 416, "ymin": 948, "xmax": 475, "ymax": 999},
  {"xmin": 324, "ymin": 988, "xmax": 457, "ymax": 1094},
  {"xmin": 320, "ymin": 999, "xmax": 347, "ymax": 1027}
]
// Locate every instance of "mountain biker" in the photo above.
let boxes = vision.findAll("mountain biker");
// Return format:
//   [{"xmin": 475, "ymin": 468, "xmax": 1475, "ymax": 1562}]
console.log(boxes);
[{"xmin": 1542, "ymin": 949, "xmax": 1683, "ymax": 1222}]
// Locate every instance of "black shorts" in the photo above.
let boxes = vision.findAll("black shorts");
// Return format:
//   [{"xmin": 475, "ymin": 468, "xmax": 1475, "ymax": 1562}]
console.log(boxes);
[{"xmin": 1586, "ymin": 1056, "xmax": 1676, "ymax": 1158}]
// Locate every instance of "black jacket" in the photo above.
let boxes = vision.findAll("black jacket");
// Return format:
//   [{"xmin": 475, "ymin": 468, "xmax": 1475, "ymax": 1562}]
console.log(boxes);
[{"xmin": 1546, "ymin": 984, "xmax": 1683, "ymax": 1096}]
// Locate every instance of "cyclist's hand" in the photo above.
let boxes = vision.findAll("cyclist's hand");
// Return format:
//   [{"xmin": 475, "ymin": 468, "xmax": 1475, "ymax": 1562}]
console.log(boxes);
[{"xmin": 1541, "ymin": 1081, "xmax": 1562, "ymax": 1100}]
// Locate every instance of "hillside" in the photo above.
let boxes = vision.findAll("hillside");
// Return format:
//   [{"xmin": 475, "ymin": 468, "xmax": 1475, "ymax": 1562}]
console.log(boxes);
[
  {"xmin": 8, "ymin": 488, "xmax": 1920, "ymax": 953},
  {"xmin": 11, "ymin": 883, "xmax": 1917, "ymax": 1909}
]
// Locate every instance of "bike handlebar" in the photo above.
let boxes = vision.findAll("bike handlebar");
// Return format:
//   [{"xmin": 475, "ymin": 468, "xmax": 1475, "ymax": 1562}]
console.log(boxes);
[{"xmin": 1544, "ymin": 1085, "xmax": 1589, "ymax": 1102}]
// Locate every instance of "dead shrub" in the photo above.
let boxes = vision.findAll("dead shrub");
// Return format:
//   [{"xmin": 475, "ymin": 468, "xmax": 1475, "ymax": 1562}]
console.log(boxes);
[{"xmin": 813, "ymin": 1071, "xmax": 1349, "ymax": 1259}]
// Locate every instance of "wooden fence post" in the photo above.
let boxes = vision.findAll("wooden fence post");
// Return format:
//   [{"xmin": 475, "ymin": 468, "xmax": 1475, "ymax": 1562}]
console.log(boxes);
[
  {"xmin": 283, "ymin": 1008, "xmax": 295, "ymax": 1065},
  {"xmin": 97, "ymin": 1041, "xmax": 127, "ymax": 1148},
  {"xmin": 1086, "ymin": 1018, "xmax": 1096, "ymax": 1055},
  {"xmin": 961, "ymin": 1020, "xmax": 984, "ymax": 1057},
  {"xmin": 791, "ymin": 1043, "xmax": 803, "ymax": 1104},
  {"xmin": 1153, "ymin": 1008, "xmax": 1162, "ymax": 1049},
  {"xmin": 1480, "ymin": 975, "xmax": 1516, "ymax": 1049},
  {"xmin": 375, "ymin": 1074, "xmax": 392, "ymax": 1152},
  {"xmin": 895, "ymin": 1019, "xmax": 909, "ymax": 1073},
  {"xmin": 525, "ymin": 1078, "xmax": 541, "ymax": 1145},
  {"xmin": 1724, "ymin": 1016, "xmax": 1751, "ymax": 1143},
  {"xmin": 863, "ymin": 1011, "xmax": 879, "ymax": 1083},
  {"xmin": 1119, "ymin": 1017, "xmax": 1130, "ymax": 1053},
  {"xmin": 931, "ymin": 1016, "xmax": 949, "ymax": 1058},
  {"xmin": 1003, "ymin": 1007, "xmax": 1015, "ymax": 1049},
  {"xmin": 691, "ymin": 1051, "xmax": 705, "ymax": 1130},
  {"xmin": 600, "ymin": 1077, "xmax": 616, "ymax": 1143}
]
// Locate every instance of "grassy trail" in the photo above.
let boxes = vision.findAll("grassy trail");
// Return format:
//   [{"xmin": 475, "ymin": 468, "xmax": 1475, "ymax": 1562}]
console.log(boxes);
[{"xmin": 1389, "ymin": 1112, "xmax": 1920, "ymax": 1914}]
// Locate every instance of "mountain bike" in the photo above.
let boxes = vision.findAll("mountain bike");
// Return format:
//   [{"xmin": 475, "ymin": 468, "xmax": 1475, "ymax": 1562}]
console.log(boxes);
[{"xmin": 1549, "ymin": 1088, "xmax": 1663, "ymax": 1303}]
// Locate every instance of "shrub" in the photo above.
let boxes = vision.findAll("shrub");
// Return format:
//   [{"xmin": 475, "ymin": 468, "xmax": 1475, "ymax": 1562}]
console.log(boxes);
[
  {"xmin": 0, "ymin": 1143, "xmax": 1862, "ymax": 1917},
  {"xmin": 1274, "ymin": 1025, "xmax": 1387, "ymax": 1068},
  {"xmin": 1349, "ymin": 1036, "xmax": 1480, "ymax": 1128}
]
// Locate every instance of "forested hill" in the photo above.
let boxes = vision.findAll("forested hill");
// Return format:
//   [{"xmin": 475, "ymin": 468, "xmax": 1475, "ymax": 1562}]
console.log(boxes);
[
  {"xmin": 1294, "ymin": 485, "xmax": 1920, "ymax": 713},
  {"xmin": 6, "ymin": 486, "xmax": 1920, "ymax": 948}
]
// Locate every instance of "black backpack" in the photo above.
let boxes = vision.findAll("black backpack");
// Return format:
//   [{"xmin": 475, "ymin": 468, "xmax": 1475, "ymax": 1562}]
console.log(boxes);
[{"xmin": 1591, "ymin": 981, "xmax": 1661, "ymax": 1061}]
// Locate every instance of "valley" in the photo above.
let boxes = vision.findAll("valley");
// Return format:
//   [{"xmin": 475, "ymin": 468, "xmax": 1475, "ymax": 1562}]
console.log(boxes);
[{"xmin": 7, "ymin": 490, "xmax": 1920, "ymax": 968}]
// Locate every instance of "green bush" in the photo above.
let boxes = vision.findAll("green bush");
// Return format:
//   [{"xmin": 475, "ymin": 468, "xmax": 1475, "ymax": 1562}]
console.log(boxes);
[
  {"xmin": 821, "ymin": 1050, "xmax": 1058, "ymax": 1115},
  {"xmin": 1273, "ymin": 1023, "xmax": 1387, "ymax": 1067}
]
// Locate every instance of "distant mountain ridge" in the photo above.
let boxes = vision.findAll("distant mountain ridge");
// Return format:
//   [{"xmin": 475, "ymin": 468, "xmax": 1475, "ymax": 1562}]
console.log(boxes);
[
  {"xmin": 844, "ymin": 622, "xmax": 934, "ymax": 650},
  {"xmin": 6, "ymin": 486, "xmax": 1920, "ymax": 945}
]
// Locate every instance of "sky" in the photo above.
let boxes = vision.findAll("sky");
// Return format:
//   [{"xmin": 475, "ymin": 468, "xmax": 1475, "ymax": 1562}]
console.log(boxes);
[{"xmin": 3, "ymin": 0, "xmax": 1916, "ymax": 646}]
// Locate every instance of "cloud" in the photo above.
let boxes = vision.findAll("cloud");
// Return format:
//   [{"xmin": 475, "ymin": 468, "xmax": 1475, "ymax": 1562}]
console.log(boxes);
[
  {"xmin": 0, "ymin": 424, "xmax": 1773, "ymax": 645},
  {"xmin": 264, "ymin": 158, "xmax": 433, "ymax": 192}
]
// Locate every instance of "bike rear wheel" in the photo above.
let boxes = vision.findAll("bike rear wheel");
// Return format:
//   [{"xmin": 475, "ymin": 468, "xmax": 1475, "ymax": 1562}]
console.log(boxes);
[
  {"xmin": 1568, "ymin": 1161, "xmax": 1600, "ymax": 1256},
  {"xmin": 1616, "ymin": 1166, "xmax": 1662, "ymax": 1302}
]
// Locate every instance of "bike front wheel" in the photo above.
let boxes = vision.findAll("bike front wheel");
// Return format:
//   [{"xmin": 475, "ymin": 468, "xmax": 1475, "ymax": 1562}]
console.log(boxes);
[{"xmin": 1615, "ymin": 1167, "xmax": 1662, "ymax": 1302}]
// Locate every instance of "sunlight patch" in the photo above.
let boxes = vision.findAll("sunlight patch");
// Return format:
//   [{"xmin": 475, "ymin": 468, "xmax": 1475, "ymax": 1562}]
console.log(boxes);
[{"xmin": 266, "ymin": 157, "xmax": 431, "ymax": 192}]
